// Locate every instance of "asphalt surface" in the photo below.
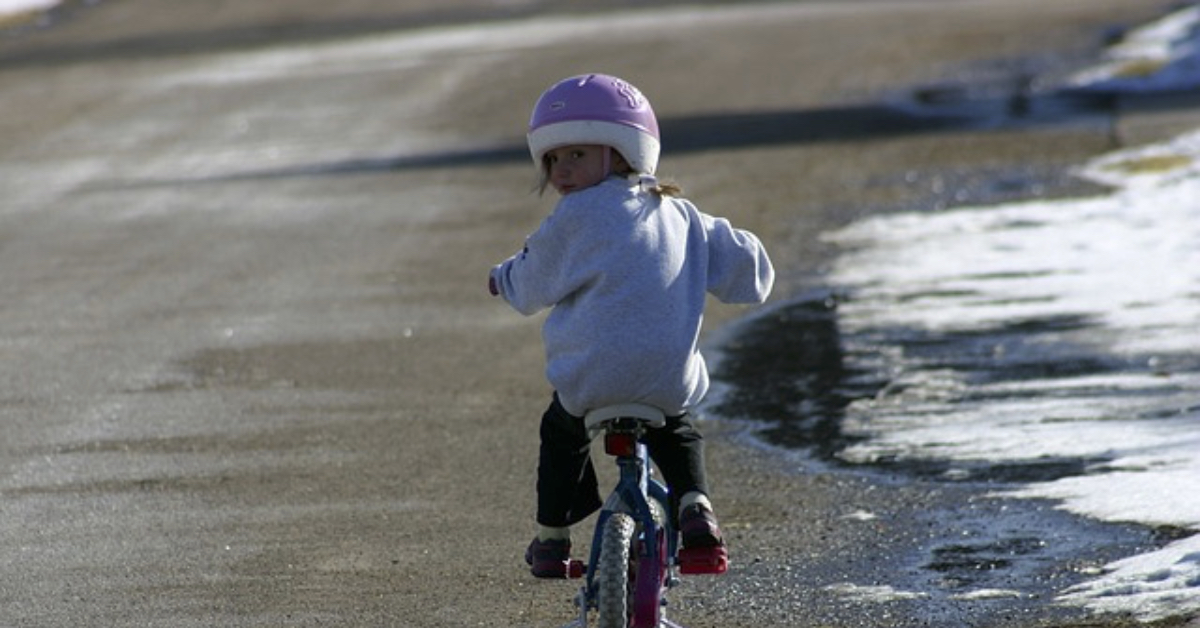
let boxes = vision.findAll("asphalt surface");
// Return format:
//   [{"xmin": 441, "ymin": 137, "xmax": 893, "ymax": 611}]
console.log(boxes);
[{"xmin": 1, "ymin": 1, "xmax": 1192, "ymax": 626}]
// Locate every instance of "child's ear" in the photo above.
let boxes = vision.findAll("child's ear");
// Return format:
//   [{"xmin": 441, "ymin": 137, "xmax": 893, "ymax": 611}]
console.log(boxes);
[{"xmin": 612, "ymin": 152, "xmax": 632, "ymax": 173}]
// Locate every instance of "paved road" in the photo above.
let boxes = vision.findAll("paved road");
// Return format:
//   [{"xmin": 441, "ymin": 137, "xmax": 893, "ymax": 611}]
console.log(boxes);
[{"xmin": 1, "ymin": 1, "xmax": 1181, "ymax": 626}]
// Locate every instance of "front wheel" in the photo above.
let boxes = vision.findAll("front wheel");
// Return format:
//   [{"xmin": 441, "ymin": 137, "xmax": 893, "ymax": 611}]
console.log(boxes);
[{"xmin": 594, "ymin": 513, "xmax": 635, "ymax": 628}]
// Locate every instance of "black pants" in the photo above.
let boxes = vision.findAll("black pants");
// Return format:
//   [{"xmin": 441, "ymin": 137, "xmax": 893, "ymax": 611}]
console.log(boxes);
[{"xmin": 536, "ymin": 394, "xmax": 709, "ymax": 528}]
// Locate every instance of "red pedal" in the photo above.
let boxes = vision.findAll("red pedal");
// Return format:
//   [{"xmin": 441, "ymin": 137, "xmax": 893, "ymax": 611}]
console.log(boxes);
[
  {"xmin": 678, "ymin": 546, "xmax": 728, "ymax": 575},
  {"xmin": 568, "ymin": 559, "xmax": 586, "ymax": 579}
]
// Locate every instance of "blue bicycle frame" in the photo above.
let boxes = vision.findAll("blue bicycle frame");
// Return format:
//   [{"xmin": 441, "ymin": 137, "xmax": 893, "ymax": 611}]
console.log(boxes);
[
  {"xmin": 564, "ymin": 405, "xmax": 688, "ymax": 628},
  {"xmin": 583, "ymin": 432, "xmax": 676, "ymax": 582}
]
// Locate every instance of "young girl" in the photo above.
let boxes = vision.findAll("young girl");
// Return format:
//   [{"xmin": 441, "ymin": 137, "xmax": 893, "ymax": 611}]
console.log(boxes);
[{"xmin": 489, "ymin": 74, "xmax": 774, "ymax": 578}]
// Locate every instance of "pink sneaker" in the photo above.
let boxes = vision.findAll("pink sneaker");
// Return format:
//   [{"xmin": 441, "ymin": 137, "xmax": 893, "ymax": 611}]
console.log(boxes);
[
  {"xmin": 525, "ymin": 538, "xmax": 584, "ymax": 579},
  {"xmin": 678, "ymin": 504, "xmax": 728, "ymax": 575}
]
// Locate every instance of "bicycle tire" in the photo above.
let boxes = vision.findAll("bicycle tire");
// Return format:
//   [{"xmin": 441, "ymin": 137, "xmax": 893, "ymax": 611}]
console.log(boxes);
[
  {"xmin": 630, "ymin": 498, "xmax": 667, "ymax": 628},
  {"xmin": 595, "ymin": 512, "xmax": 635, "ymax": 628}
]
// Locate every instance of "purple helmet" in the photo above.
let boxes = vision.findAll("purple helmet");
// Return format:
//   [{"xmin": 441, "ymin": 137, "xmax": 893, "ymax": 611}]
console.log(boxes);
[{"xmin": 527, "ymin": 74, "xmax": 661, "ymax": 175}]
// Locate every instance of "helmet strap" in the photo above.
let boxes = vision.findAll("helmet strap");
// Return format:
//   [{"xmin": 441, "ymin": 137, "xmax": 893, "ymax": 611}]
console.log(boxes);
[
  {"xmin": 638, "ymin": 174, "xmax": 659, "ymax": 193},
  {"xmin": 601, "ymin": 146, "xmax": 612, "ymax": 177}
]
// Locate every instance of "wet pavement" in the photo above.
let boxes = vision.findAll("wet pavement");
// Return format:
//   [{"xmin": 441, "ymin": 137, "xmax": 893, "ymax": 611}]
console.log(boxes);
[{"xmin": 707, "ymin": 291, "xmax": 1190, "ymax": 625}]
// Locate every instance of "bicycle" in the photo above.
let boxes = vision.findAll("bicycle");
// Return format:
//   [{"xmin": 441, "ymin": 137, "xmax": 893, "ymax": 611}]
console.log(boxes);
[{"xmin": 558, "ymin": 403, "xmax": 727, "ymax": 628}]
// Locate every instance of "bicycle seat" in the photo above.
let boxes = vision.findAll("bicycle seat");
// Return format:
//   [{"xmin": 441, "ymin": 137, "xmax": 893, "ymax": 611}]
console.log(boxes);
[{"xmin": 584, "ymin": 403, "xmax": 667, "ymax": 431}]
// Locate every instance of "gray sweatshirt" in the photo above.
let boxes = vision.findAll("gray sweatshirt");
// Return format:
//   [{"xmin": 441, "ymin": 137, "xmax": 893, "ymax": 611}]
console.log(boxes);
[{"xmin": 492, "ymin": 177, "xmax": 774, "ymax": 417}]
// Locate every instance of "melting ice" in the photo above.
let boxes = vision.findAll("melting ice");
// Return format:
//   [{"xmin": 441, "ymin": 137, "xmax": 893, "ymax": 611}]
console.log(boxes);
[
  {"xmin": 821, "ymin": 6, "xmax": 1200, "ymax": 620},
  {"xmin": 826, "ymin": 131, "xmax": 1200, "ymax": 619}
]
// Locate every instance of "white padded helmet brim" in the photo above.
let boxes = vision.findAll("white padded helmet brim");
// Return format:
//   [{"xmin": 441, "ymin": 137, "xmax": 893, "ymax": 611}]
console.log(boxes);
[{"xmin": 527, "ymin": 120, "xmax": 661, "ymax": 176}]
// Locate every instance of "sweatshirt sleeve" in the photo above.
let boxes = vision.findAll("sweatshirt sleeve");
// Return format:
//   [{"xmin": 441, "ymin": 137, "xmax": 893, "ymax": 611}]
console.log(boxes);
[
  {"xmin": 490, "ymin": 199, "xmax": 594, "ymax": 316},
  {"xmin": 702, "ymin": 212, "xmax": 775, "ymax": 304}
]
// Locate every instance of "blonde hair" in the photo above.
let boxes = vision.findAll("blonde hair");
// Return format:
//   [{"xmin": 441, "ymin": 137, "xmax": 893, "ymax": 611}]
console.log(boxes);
[{"xmin": 643, "ymin": 176, "xmax": 683, "ymax": 197}]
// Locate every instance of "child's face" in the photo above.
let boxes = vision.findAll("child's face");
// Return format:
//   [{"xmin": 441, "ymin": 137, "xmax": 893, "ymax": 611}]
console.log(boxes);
[{"xmin": 544, "ymin": 145, "xmax": 610, "ymax": 196}]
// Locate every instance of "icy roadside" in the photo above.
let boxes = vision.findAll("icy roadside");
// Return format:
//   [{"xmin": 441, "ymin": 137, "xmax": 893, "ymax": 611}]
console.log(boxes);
[
  {"xmin": 1002, "ymin": 129, "xmax": 1200, "ymax": 623},
  {"xmin": 816, "ymin": 5, "xmax": 1200, "ymax": 623},
  {"xmin": 825, "ymin": 119, "xmax": 1200, "ymax": 624},
  {"xmin": 1068, "ymin": 3, "xmax": 1200, "ymax": 94}
]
